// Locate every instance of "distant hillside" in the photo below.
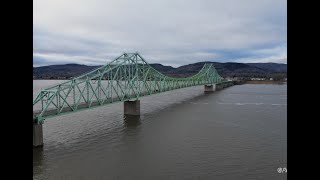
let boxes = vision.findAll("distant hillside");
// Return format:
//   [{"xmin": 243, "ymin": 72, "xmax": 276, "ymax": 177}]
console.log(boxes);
[
  {"xmin": 33, "ymin": 64, "xmax": 100, "ymax": 79},
  {"xmin": 247, "ymin": 63, "xmax": 287, "ymax": 72},
  {"xmin": 33, "ymin": 62, "xmax": 287, "ymax": 80},
  {"xmin": 168, "ymin": 62, "xmax": 267, "ymax": 77},
  {"xmin": 150, "ymin": 63, "xmax": 176, "ymax": 73}
]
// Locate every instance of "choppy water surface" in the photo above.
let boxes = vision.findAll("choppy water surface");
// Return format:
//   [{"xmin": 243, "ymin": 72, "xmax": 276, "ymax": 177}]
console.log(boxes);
[{"xmin": 33, "ymin": 80, "xmax": 287, "ymax": 180}]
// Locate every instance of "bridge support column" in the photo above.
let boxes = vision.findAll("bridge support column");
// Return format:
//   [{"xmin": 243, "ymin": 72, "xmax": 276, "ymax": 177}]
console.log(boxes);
[
  {"xmin": 204, "ymin": 84, "xmax": 215, "ymax": 92},
  {"xmin": 124, "ymin": 100, "xmax": 140, "ymax": 116},
  {"xmin": 33, "ymin": 122, "xmax": 43, "ymax": 147}
]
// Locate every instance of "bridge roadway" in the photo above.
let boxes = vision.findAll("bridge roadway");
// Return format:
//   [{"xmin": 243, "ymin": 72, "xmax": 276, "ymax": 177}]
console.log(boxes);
[
  {"xmin": 33, "ymin": 91, "xmax": 151, "ymax": 122},
  {"xmin": 33, "ymin": 82, "xmax": 233, "ymax": 122}
]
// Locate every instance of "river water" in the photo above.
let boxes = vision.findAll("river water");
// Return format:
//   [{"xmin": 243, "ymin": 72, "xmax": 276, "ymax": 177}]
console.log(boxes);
[{"xmin": 33, "ymin": 80, "xmax": 287, "ymax": 180}]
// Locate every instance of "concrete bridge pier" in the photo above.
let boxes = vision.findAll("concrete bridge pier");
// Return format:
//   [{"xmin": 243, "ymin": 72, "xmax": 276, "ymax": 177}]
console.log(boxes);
[
  {"xmin": 124, "ymin": 100, "xmax": 140, "ymax": 115},
  {"xmin": 204, "ymin": 84, "xmax": 216, "ymax": 92},
  {"xmin": 33, "ymin": 121, "xmax": 43, "ymax": 147}
]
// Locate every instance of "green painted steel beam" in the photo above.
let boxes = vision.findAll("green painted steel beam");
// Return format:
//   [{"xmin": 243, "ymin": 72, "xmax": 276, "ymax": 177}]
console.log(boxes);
[{"xmin": 33, "ymin": 52, "xmax": 230, "ymax": 123}]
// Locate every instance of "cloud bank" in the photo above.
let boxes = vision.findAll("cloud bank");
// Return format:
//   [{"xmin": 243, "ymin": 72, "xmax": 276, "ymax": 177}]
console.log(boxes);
[{"xmin": 34, "ymin": 0, "xmax": 287, "ymax": 67}]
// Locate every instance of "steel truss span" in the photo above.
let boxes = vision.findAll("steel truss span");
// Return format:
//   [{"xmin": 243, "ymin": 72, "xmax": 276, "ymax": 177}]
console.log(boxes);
[{"xmin": 33, "ymin": 52, "xmax": 226, "ymax": 123}]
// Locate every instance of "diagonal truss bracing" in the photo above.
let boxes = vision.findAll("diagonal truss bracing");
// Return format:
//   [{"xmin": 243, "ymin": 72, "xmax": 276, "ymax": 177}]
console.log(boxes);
[{"xmin": 33, "ymin": 52, "xmax": 226, "ymax": 123}]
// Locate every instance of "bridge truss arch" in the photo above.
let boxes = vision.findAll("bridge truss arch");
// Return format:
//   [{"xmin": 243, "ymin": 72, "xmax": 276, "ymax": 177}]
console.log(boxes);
[{"xmin": 33, "ymin": 52, "xmax": 225, "ymax": 123}]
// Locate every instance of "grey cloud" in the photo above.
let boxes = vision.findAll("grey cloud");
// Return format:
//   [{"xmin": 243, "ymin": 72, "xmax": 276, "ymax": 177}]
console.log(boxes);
[{"xmin": 33, "ymin": 0, "xmax": 287, "ymax": 66}]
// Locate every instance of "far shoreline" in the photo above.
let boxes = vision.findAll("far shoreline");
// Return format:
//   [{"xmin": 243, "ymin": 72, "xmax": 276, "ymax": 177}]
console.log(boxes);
[{"xmin": 245, "ymin": 80, "xmax": 286, "ymax": 84}]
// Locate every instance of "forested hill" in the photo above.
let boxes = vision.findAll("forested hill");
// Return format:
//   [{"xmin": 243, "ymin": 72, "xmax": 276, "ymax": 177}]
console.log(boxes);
[{"xmin": 33, "ymin": 62, "xmax": 287, "ymax": 80}]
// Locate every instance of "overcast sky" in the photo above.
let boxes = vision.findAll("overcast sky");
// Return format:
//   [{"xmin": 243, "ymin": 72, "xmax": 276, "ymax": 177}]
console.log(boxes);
[{"xmin": 33, "ymin": 0, "xmax": 287, "ymax": 67}]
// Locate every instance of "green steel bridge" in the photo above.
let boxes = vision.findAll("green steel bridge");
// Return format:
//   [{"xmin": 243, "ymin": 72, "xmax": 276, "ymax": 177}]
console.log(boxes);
[{"xmin": 33, "ymin": 52, "xmax": 233, "ymax": 124}]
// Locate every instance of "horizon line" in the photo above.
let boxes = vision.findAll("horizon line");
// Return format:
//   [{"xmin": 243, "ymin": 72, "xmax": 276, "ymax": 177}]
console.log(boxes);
[{"xmin": 33, "ymin": 61, "xmax": 287, "ymax": 68}]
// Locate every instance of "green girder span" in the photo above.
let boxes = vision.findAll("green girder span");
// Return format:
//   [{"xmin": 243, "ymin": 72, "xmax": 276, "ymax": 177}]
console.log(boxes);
[{"xmin": 33, "ymin": 52, "xmax": 229, "ymax": 123}]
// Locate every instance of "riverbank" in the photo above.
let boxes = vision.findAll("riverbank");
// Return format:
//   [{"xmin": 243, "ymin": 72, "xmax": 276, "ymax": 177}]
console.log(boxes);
[{"xmin": 245, "ymin": 80, "xmax": 286, "ymax": 84}]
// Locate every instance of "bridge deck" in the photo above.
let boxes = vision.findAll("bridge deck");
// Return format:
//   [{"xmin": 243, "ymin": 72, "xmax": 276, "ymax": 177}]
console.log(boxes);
[
  {"xmin": 33, "ymin": 91, "xmax": 154, "ymax": 121},
  {"xmin": 33, "ymin": 81, "xmax": 234, "ymax": 122}
]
